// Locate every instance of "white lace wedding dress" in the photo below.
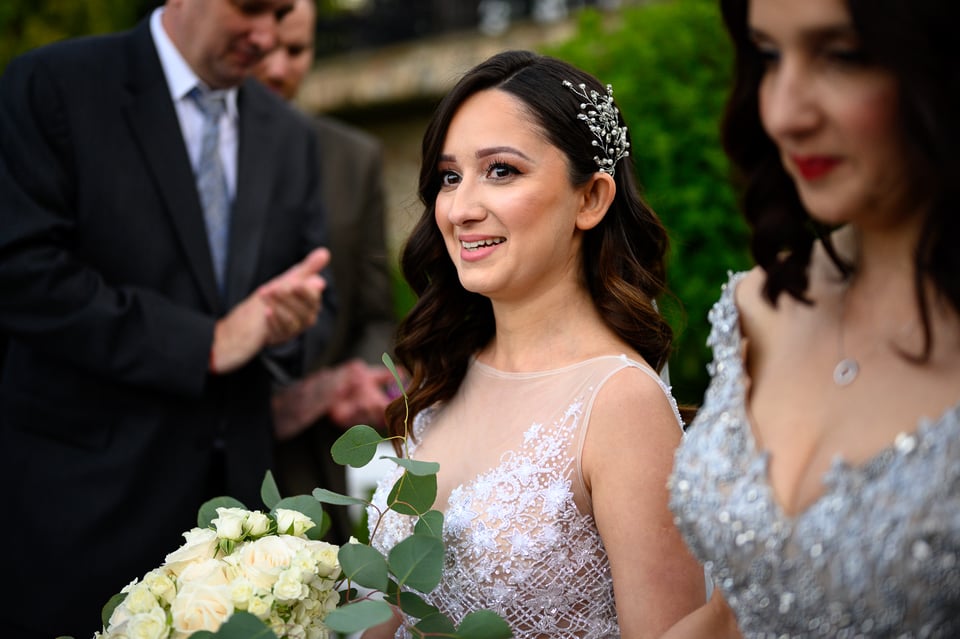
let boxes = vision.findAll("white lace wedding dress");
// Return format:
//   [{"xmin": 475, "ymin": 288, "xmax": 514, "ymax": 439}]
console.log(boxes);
[{"xmin": 368, "ymin": 354, "xmax": 683, "ymax": 638}]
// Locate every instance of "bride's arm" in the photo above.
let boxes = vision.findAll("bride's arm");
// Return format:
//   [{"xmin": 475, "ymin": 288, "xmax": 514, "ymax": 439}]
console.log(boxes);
[
  {"xmin": 660, "ymin": 589, "xmax": 742, "ymax": 639},
  {"xmin": 583, "ymin": 368, "xmax": 706, "ymax": 639}
]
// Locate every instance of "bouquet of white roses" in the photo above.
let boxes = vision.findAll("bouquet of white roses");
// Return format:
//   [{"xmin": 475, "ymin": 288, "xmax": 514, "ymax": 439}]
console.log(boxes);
[
  {"xmin": 84, "ymin": 355, "xmax": 511, "ymax": 639},
  {"xmin": 95, "ymin": 501, "xmax": 341, "ymax": 639}
]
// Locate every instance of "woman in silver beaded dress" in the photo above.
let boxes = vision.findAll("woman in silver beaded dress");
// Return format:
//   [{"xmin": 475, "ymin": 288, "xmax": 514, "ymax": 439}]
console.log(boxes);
[
  {"xmin": 665, "ymin": 0, "xmax": 960, "ymax": 636},
  {"xmin": 363, "ymin": 50, "xmax": 705, "ymax": 638}
]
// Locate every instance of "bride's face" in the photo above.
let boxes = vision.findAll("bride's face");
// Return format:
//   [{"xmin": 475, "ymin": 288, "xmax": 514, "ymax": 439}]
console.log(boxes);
[{"xmin": 433, "ymin": 89, "xmax": 588, "ymax": 303}]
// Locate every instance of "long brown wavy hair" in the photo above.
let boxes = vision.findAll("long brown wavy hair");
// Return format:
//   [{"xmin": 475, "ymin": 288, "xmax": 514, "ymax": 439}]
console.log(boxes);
[
  {"xmin": 719, "ymin": 0, "xmax": 960, "ymax": 360},
  {"xmin": 385, "ymin": 50, "xmax": 679, "ymax": 448}
]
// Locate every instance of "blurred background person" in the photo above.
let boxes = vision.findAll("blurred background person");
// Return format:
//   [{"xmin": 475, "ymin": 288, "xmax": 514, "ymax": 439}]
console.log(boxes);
[
  {"xmin": 0, "ymin": 0, "xmax": 333, "ymax": 636},
  {"xmin": 255, "ymin": 0, "xmax": 397, "ymax": 544},
  {"xmin": 666, "ymin": 0, "xmax": 960, "ymax": 636}
]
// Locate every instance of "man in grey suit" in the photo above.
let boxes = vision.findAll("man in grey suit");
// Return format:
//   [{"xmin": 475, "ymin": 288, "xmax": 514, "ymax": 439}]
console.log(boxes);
[
  {"xmin": 254, "ymin": 0, "xmax": 397, "ymax": 543},
  {"xmin": 0, "ymin": 1, "xmax": 333, "ymax": 637}
]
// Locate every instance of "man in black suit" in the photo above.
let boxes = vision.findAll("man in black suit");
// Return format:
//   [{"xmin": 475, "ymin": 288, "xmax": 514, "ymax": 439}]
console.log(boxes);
[
  {"xmin": 254, "ymin": 0, "xmax": 397, "ymax": 544},
  {"xmin": 0, "ymin": 1, "xmax": 333, "ymax": 637}
]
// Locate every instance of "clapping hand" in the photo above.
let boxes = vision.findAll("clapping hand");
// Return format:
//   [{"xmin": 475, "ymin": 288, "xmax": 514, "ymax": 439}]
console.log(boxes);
[{"xmin": 210, "ymin": 247, "xmax": 330, "ymax": 374}]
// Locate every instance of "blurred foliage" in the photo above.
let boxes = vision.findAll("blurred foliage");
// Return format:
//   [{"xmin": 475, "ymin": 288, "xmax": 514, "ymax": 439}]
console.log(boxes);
[
  {"xmin": 0, "ymin": 0, "xmax": 160, "ymax": 73},
  {"xmin": 545, "ymin": 0, "xmax": 751, "ymax": 406}
]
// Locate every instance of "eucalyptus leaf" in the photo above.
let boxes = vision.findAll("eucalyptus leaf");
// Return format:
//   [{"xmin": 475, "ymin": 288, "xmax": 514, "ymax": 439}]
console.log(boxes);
[
  {"xmin": 197, "ymin": 496, "xmax": 246, "ymax": 529},
  {"xmin": 413, "ymin": 510, "xmax": 444, "ymax": 539},
  {"xmin": 339, "ymin": 542, "xmax": 390, "ymax": 591},
  {"xmin": 397, "ymin": 591, "xmax": 441, "ymax": 619},
  {"xmin": 412, "ymin": 612, "xmax": 457, "ymax": 635},
  {"xmin": 273, "ymin": 495, "xmax": 328, "ymax": 538},
  {"xmin": 312, "ymin": 487, "xmax": 369, "ymax": 506},
  {"xmin": 209, "ymin": 611, "xmax": 278, "ymax": 638},
  {"xmin": 259, "ymin": 470, "xmax": 282, "ymax": 510},
  {"xmin": 456, "ymin": 610, "xmax": 514, "ymax": 639},
  {"xmin": 388, "ymin": 471, "xmax": 437, "ymax": 516},
  {"xmin": 331, "ymin": 424, "xmax": 384, "ymax": 467},
  {"xmin": 383, "ymin": 456, "xmax": 440, "ymax": 476},
  {"xmin": 388, "ymin": 535, "xmax": 444, "ymax": 593},
  {"xmin": 323, "ymin": 600, "xmax": 396, "ymax": 634},
  {"xmin": 382, "ymin": 352, "xmax": 404, "ymax": 391},
  {"xmin": 100, "ymin": 592, "xmax": 126, "ymax": 626}
]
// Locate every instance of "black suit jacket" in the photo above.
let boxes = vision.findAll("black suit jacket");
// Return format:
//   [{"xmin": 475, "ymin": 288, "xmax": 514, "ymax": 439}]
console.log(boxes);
[
  {"xmin": 276, "ymin": 116, "xmax": 395, "ymax": 543},
  {"xmin": 0, "ymin": 20, "xmax": 329, "ymax": 639}
]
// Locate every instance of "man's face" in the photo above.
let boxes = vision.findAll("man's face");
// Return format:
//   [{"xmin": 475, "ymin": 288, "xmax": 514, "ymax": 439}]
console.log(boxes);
[
  {"xmin": 253, "ymin": 0, "xmax": 316, "ymax": 100},
  {"xmin": 166, "ymin": 0, "xmax": 296, "ymax": 89}
]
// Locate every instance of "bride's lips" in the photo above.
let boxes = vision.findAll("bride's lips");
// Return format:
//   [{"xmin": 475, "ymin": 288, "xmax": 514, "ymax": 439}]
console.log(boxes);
[
  {"xmin": 458, "ymin": 235, "xmax": 505, "ymax": 262},
  {"xmin": 790, "ymin": 155, "xmax": 841, "ymax": 180}
]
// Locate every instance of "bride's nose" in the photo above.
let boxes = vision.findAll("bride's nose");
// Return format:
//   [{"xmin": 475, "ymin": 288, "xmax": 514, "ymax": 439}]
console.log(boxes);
[{"xmin": 443, "ymin": 180, "xmax": 488, "ymax": 226}]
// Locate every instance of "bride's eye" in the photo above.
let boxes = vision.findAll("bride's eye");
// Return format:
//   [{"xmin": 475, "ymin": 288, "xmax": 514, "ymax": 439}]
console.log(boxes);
[
  {"xmin": 486, "ymin": 162, "xmax": 519, "ymax": 180},
  {"xmin": 439, "ymin": 169, "xmax": 462, "ymax": 187}
]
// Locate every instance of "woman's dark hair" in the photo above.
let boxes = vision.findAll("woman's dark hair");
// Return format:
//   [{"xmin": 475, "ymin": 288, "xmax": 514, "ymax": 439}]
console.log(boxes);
[
  {"xmin": 385, "ymin": 50, "xmax": 676, "ymax": 444},
  {"xmin": 720, "ymin": 0, "xmax": 960, "ymax": 359}
]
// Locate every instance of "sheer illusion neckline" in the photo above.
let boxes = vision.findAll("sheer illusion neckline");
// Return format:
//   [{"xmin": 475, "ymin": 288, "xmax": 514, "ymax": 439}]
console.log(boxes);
[
  {"xmin": 472, "ymin": 353, "xmax": 639, "ymax": 379},
  {"xmin": 726, "ymin": 275, "xmax": 960, "ymax": 521}
]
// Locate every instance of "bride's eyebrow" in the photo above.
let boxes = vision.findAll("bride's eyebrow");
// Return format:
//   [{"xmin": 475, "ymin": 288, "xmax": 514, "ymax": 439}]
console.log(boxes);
[{"xmin": 476, "ymin": 146, "xmax": 531, "ymax": 161}]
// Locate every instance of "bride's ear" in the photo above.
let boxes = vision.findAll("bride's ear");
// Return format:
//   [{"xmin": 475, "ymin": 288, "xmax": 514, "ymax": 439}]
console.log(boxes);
[{"xmin": 575, "ymin": 172, "xmax": 616, "ymax": 231}]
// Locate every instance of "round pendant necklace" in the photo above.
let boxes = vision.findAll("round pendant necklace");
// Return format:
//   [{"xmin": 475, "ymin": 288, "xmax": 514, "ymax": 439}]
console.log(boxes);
[{"xmin": 833, "ymin": 281, "xmax": 916, "ymax": 387}]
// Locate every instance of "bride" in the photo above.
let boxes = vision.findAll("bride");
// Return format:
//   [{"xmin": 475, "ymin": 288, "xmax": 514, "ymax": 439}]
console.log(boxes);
[{"xmin": 364, "ymin": 50, "xmax": 705, "ymax": 638}]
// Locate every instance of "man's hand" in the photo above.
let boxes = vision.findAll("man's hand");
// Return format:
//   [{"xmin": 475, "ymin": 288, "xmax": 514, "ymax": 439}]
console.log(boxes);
[
  {"xmin": 210, "ymin": 248, "xmax": 330, "ymax": 374},
  {"xmin": 272, "ymin": 360, "xmax": 397, "ymax": 441}
]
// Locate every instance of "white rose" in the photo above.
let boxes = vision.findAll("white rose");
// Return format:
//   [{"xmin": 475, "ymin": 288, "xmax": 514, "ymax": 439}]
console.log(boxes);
[
  {"xmin": 126, "ymin": 607, "xmax": 168, "ymax": 639},
  {"xmin": 230, "ymin": 577, "xmax": 254, "ymax": 607},
  {"xmin": 234, "ymin": 535, "xmax": 305, "ymax": 590},
  {"xmin": 276, "ymin": 509, "xmax": 315, "ymax": 537},
  {"xmin": 245, "ymin": 511, "xmax": 271, "ymax": 537},
  {"xmin": 170, "ymin": 581, "xmax": 234, "ymax": 637},
  {"xmin": 246, "ymin": 594, "xmax": 273, "ymax": 619},
  {"xmin": 273, "ymin": 569, "xmax": 307, "ymax": 601},
  {"xmin": 124, "ymin": 583, "xmax": 160, "ymax": 614},
  {"xmin": 143, "ymin": 569, "xmax": 176, "ymax": 605},
  {"xmin": 212, "ymin": 507, "xmax": 250, "ymax": 540},
  {"xmin": 308, "ymin": 541, "xmax": 340, "ymax": 578},
  {"xmin": 165, "ymin": 528, "xmax": 218, "ymax": 575},
  {"xmin": 178, "ymin": 557, "xmax": 233, "ymax": 587}
]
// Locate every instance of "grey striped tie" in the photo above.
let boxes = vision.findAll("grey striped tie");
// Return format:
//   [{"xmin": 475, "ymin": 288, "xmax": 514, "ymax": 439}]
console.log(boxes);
[{"xmin": 189, "ymin": 86, "xmax": 230, "ymax": 294}]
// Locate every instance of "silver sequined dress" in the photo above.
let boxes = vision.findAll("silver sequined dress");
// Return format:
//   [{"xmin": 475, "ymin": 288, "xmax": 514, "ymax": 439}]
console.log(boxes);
[
  {"xmin": 369, "ymin": 355, "xmax": 683, "ymax": 638},
  {"xmin": 669, "ymin": 272, "xmax": 960, "ymax": 637}
]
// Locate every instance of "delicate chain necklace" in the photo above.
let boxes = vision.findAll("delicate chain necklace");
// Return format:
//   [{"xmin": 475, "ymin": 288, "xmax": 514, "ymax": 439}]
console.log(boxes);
[{"xmin": 833, "ymin": 281, "xmax": 917, "ymax": 387}]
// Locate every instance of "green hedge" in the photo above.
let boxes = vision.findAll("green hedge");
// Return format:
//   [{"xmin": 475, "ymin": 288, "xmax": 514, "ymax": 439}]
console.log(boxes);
[{"xmin": 544, "ymin": 0, "xmax": 751, "ymax": 406}]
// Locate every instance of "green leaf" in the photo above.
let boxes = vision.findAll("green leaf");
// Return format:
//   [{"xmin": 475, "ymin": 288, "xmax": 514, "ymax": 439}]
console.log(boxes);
[
  {"xmin": 100, "ymin": 592, "xmax": 126, "ymax": 626},
  {"xmin": 412, "ymin": 612, "xmax": 456, "ymax": 636},
  {"xmin": 312, "ymin": 487, "xmax": 369, "ymax": 507},
  {"xmin": 382, "ymin": 352, "xmax": 404, "ymax": 392},
  {"xmin": 456, "ymin": 610, "xmax": 514, "ymax": 639},
  {"xmin": 387, "ymin": 471, "xmax": 437, "ymax": 516},
  {"xmin": 197, "ymin": 496, "xmax": 246, "ymax": 529},
  {"xmin": 397, "ymin": 591, "xmax": 440, "ymax": 619},
  {"xmin": 272, "ymin": 495, "xmax": 328, "ymax": 538},
  {"xmin": 207, "ymin": 611, "xmax": 279, "ymax": 638},
  {"xmin": 260, "ymin": 470, "xmax": 281, "ymax": 509},
  {"xmin": 323, "ymin": 600, "xmax": 396, "ymax": 634},
  {"xmin": 331, "ymin": 424, "xmax": 384, "ymax": 467},
  {"xmin": 339, "ymin": 542, "xmax": 390, "ymax": 591},
  {"xmin": 383, "ymin": 456, "xmax": 440, "ymax": 476},
  {"xmin": 388, "ymin": 535, "xmax": 444, "ymax": 593},
  {"xmin": 414, "ymin": 510, "xmax": 444, "ymax": 539}
]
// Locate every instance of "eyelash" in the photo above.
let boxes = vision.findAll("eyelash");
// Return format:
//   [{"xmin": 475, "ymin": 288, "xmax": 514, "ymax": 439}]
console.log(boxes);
[
  {"xmin": 438, "ymin": 161, "xmax": 520, "ymax": 187},
  {"xmin": 753, "ymin": 44, "xmax": 868, "ymax": 70}
]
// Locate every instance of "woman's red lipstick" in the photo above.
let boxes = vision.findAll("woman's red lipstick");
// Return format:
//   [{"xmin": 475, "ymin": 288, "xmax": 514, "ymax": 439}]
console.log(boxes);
[{"xmin": 791, "ymin": 156, "xmax": 841, "ymax": 180}]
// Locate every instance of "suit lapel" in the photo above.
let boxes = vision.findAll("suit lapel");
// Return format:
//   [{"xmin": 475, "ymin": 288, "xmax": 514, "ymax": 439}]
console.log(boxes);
[
  {"xmin": 224, "ymin": 81, "xmax": 277, "ymax": 309},
  {"xmin": 121, "ymin": 21, "xmax": 222, "ymax": 313}
]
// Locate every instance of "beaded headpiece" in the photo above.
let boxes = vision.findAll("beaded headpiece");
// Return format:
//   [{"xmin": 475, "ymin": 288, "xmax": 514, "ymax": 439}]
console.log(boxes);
[{"xmin": 562, "ymin": 80, "xmax": 630, "ymax": 177}]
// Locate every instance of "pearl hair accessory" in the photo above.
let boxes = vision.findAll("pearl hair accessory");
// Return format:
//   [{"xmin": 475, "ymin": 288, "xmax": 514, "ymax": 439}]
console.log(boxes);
[{"xmin": 562, "ymin": 80, "xmax": 631, "ymax": 176}]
